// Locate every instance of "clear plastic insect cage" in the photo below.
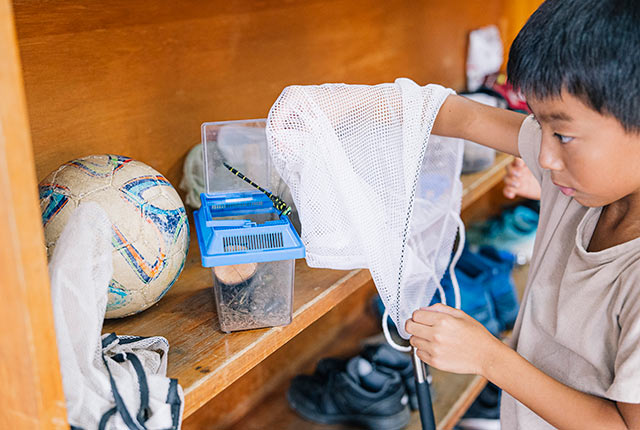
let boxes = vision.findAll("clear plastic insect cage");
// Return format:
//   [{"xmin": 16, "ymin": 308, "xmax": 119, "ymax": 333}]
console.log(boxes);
[{"xmin": 193, "ymin": 119, "xmax": 304, "ymax": 333}]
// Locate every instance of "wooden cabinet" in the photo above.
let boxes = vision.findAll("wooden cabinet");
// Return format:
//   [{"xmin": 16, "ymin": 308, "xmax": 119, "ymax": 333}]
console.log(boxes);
[{"xmin": 0, "ymin": 1, "xmax": 539, "ymax": 428}]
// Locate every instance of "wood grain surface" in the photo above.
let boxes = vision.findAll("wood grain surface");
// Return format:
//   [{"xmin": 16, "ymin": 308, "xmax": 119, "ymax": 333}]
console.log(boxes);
[
  {"xmin": 222, "ymin": 311, "xmax": 487, "ymax": 430},
  {"xmin": 13, "ymin": 0, "xmax": 504, "ymax": 188},
  {"xmin": 461, "ymin": 152, "xmax": 513, "ymax": 210},
  {"xmin": 183, "ymin": 281, "xmax": 378, "ymax": 429},
  {"xmin": 4, "ymin": 1, "xmax": 543, "ymax": 426},
  {"xmin": 102, "ymin": 231, "xmax": 374, "ymax": 418},
  {"xmin": 0, "ymin": 1, "xmax": 68, "ymax": 428},
  {"xmin": 102, "ymin": 150, "xmax": 511, "ymax": 421}
]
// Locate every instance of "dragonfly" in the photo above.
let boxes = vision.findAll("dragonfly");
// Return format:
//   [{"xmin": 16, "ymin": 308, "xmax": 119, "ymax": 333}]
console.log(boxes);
[{"xmin": 223, "ymin": 162, "xmax": 292, "ymax": 216}]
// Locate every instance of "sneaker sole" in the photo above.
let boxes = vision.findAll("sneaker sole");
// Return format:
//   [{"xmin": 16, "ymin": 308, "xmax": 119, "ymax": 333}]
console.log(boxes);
[{"xmin": 286, "ymin": 390, "xmax": 411, "ymax": 430}]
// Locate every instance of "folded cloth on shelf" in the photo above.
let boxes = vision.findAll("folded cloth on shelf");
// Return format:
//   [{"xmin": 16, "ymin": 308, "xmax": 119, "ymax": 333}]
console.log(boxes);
[
  {"xmin": 266, "ymin": 78, "xmax": 464, "ymax": 339},
  {"xmin": 49, "ymin": 202, "xmax": 184, "ymax": 430}
]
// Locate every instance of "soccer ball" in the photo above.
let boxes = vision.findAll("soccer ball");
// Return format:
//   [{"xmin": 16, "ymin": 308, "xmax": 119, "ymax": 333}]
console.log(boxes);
[{"xmin": 39, "ymin": 154, "xmax": 190, "ymax": 318}]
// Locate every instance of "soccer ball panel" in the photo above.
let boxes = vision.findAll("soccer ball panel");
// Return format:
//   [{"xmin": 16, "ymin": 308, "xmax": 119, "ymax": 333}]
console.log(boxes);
[{"xmin": 39, "ymin": 154, "xmax": 189, "ymax": 319}]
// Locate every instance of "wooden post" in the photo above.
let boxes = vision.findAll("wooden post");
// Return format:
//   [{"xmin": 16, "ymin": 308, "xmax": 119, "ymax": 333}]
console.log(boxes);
[{"xmin": 0, "ymin": 0, "xmax": 68, "ymax": 427}]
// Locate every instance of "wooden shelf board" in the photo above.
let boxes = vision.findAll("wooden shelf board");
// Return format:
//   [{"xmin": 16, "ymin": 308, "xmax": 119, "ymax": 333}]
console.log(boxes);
[
  {"xmin": 227, "ymin": 311, "xmax": 487, "ymax": 430},
  {"xmin": 103, "ymin": 243, "xmax": 372, "ymax": 418},
  {"xmin": 461, "ymin": 152, "xmax": 513, "ymax": 211},
  {"xmin": 429, "ymin": 372, "xmax": 487, "ymax": 430},
  {"xmin": 102, "ymin": 153, "xmax": 510, "ymax": 419}
]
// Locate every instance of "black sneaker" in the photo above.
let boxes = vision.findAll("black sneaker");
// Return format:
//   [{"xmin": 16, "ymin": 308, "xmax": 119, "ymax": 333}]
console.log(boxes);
[
  {"xmin": 313, "ymin": 356, "xmax": 347, "ymax": 378},
  {"xmin": 312, "ymin": 344, "xmax": 431, "ymax": 411},
  {"xmin": 360, "ymin": 344, "xmax": 423, "ymax": 411},
  {"xmin": 287, "ymin": 356, "xmax": 411, "ymax": 430}
]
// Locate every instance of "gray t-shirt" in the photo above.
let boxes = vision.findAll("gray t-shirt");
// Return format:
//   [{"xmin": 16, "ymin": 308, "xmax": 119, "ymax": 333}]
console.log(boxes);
[{"xmin": 500, "ymin": 115, "xmax": 640, "ymax": 429}]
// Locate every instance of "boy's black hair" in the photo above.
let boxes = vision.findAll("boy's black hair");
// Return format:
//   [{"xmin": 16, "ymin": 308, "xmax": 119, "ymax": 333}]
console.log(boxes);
[{"xmin": 507, "ymin": 0, "xmax": 640, "ymax": 132}]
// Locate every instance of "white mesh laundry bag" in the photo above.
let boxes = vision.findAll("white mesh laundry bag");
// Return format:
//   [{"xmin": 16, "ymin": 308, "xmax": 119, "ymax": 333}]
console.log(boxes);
[
  {"xmin": 267, "ymin": 78, "xmax": 463, "ymax": 339},
  {"xmin": 49, "ymin": 202, "xmax": 184, "ymax": 429}
]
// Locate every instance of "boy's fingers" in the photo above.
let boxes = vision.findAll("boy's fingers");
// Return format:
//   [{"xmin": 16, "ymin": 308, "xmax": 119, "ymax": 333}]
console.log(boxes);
[
  {"xmin": 407, "ymin": 304, "xmax": 466, "ymax": 336},
  {"xmin": 506, "ymin": 164, "xmax": 521, "ymax": 177},
  {"xmin": 504, "ymin": 187, "xmax": 516, "ymax": 199},
  {"xmin": 411, "ymin": 309, "xmax": 435, "ymax": 325},
  {"xmin": 426, "ymin": 302, "xmax": 464, "ymax": 317},
  {"xmin": 504, "ymin": 177, "xmax": 520, "ymax": 187},
  {"xmin": 411, "ymin": 305, "xmax": 452, "ymax": 325},
  {"xmin": 405, "ymin": 318, "xmax": 432, "ymax": 338},
  {"xmin": 416, "ymin": 349, "xmax": 433, "ymax": 366},
  {"xmin": 409, "ymin": 335, "xmax": 431, "ymax": 349}
]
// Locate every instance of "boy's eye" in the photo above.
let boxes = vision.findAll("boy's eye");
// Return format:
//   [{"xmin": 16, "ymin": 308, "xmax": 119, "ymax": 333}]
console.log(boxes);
[{"xmin": 554, "ymin": 133, "xmax": 574, "ymax": 144}]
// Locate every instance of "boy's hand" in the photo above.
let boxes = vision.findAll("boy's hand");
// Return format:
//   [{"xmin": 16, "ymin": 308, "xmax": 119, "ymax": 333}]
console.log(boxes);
[
  {"xmin": 405, "ymin": 303, "xmax": 505, "ymax": 376},
  {"xmin": 503, "ymin": 157, "xmax": 541, "ymax": 200}
]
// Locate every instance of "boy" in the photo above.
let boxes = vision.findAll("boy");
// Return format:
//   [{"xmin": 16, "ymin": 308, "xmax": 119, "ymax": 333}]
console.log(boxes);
[{"xmin": 405, "ymin": 0, "xmax": 640, "ymax": 428}]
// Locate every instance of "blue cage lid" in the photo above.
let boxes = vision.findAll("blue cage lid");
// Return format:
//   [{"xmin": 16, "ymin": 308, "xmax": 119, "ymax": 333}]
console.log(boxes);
[{"xmin": 194, "ymin": 192, "xmax": 305, "ymax": 267}]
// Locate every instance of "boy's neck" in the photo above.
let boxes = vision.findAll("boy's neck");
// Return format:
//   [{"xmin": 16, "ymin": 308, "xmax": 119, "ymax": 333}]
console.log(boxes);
[{"xmin": 588, "ymin": 193, "xmax": 640, "ymax": 252}]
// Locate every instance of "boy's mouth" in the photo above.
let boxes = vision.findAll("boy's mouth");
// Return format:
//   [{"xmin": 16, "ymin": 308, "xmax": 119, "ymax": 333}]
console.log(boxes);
[{"xmin": 553, "ymin": 181, "xmax": 576, "ymax": 196}]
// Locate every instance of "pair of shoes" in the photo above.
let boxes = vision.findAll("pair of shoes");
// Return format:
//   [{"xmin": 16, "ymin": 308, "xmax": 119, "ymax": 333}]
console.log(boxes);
[
  {"xmin": 314, "ymin": 343, "xmax": 423, "ymax": 411},
  {"xmin": 456, "ymin": 382, "xmax": 501, "ymax": 430},
  {"xmin": 433, "ymin": 245, "xmax": 518, "ymax": 335},
  {"xmin": 472, "ymin": 246, "xmax": 519, "ymax": 332},
  {"xmin": 466, "ymin": 204, "xmax": 539, "ymax": 265},
  {"xmin": 287, "ymin": 344, "xmax": 419, "ymax": 429},
  {"xmin": 436, "ymin": 254, "xmax": 500, "ymax": 337}
]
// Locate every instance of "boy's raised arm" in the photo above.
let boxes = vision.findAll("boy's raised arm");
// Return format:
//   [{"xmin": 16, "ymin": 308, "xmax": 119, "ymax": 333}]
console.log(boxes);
[{"xmin": 433, "ymin": 94, "xmax": 527, "ymax": 157}]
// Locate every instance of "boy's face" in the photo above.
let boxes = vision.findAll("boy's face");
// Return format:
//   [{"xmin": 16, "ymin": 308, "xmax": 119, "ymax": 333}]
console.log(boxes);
[{"xmin": 527, "ymin": 91, "xmax": 640, "ymax": 208}]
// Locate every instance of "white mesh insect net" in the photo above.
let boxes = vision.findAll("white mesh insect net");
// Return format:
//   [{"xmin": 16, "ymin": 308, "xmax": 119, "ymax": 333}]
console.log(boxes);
[{"xmin": 266, "ymin": 78, "xmax": 463, "ymax": 340}]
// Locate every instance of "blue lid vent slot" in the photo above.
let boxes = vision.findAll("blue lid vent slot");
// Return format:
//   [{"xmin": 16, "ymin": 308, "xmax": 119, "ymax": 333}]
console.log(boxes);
[
  {"xmin": 223, "ymin": 232, "xmax": 284, "ymax": 252},
  {"xmin": 211, "ymin": 200, "xmax": 264, "ymax": 212}
]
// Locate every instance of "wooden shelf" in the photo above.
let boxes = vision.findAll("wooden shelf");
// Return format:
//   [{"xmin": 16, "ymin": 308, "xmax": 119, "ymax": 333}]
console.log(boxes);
[
  {"xmin": 224, "ymin": 309, "xmax": 487, "ymax": 430},
  {"xmin": 461, "ymin": 152, "xmax": 513, "ymax": 210},
  {"xmin": 103, "ymin": 253, "xmax": 372, "ymax": 418},
  {"xmin": 2, "ymin": 2, "xmax": 545, "ymax": 427},
  {"xmin": 429, "ymin": 372, "xmax": 487, "ymax": 429},
  {"xmin": 102, "ymin": 152, "xmax": 512, "ymax": 420},
  {"xmin": 216, "ymin": 265, "xmax": 531, "ymax": 430}
]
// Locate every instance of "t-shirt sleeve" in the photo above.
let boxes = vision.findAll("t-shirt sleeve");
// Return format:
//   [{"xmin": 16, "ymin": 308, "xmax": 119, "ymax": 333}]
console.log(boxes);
[
  {"xmin": 605, "ymin": 269, "xmax": 640, "ymax": 403},
  {"xmin": 517, "ymin": 114, "xmax": 543, "ymax": 185}
]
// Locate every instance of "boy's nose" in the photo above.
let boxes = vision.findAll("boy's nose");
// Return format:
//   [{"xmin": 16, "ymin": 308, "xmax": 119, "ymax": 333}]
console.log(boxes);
[{"xmin": 538, "ymin": 138, "xmax": 563, "ymax": 171}]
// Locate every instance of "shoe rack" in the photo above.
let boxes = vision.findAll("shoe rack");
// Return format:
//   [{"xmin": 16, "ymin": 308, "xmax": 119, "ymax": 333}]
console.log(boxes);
[{"xmin": 0, "ymin": 1, "xmax": 540, "ymax": 428}]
